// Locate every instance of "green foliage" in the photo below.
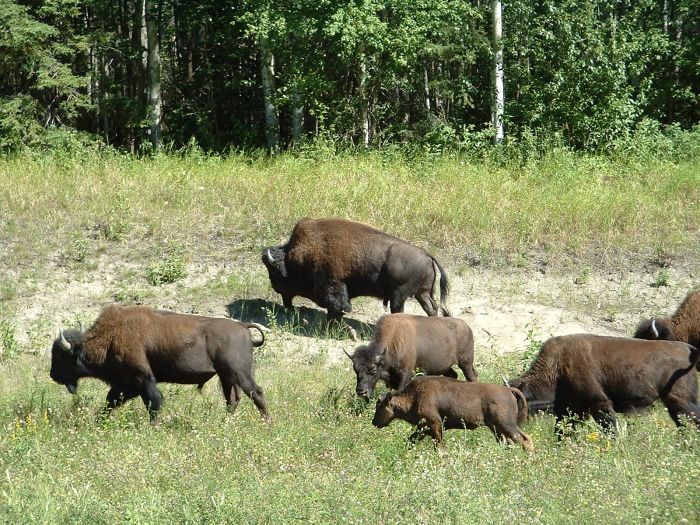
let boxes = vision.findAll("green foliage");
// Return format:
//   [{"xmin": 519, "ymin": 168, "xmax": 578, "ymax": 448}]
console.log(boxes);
[
  {"xmin": 147, "ymin": 244, "xmax": 187, "ymax": 286},
  {"xmin": 653, "ymin": 269, "xmax": 671, "ymax": 288},
  {"xmin": 0, "ymin": 320, "xmax": 19, "ymax": 361}
]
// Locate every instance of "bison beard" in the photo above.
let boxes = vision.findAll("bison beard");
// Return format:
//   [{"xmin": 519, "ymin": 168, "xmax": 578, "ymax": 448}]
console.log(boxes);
[
  {"xmin": 50, "ymin": 305, "xmax": 270, "ymax": 422},
  {"xmin": 261, "ymin": 218, "xmax": 450, "ymax": 336},
  {"xmin": 509, "ymin": 334, "xmax": 700, "ymax": 436}
]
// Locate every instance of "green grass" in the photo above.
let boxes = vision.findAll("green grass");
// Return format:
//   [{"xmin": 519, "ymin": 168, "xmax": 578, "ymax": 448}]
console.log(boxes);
[
  {"xmin": 1, "ymin": 352, "xmax": 699, "ymax": 524},
  {"xmin": 0, "ymin": 149, "xmax": 698, "ymax": 275}
]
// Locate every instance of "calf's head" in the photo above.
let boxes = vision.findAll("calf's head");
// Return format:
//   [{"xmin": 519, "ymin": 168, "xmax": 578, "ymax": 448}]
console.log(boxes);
[
  {"xmin": 372, "ymin": 392, "xmax": 396, "ymax": 428},
  {"xmin": 49, "ymin": 329, "xmax": 86, "ymax": 394},
  {"xmin": 345, "ymin": 344, "xmax": 388, "ymax": 400},
  {"xmin": 634, "ymin": 318, "xmax": 673, "ymax": 341}
]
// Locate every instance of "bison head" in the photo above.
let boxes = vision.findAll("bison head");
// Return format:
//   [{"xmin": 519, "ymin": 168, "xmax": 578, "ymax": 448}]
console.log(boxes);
[
  {"xmin": 634, "ymin": 318, "xmax": 674, "ymax": 342},
  {"xmin": 372, "ymin": 392, "xmax": 395, "ymax": 428},
  {"xmin": 50, "ymin": 329, "xmax": 86, "ymax": 394},
  {"xmin": 345, "ymin": 344, "xmax": 388, "ymax": 400}
]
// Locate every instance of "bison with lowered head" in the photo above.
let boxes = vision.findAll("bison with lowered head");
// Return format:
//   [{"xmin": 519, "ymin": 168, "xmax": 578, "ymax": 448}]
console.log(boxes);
[
  {"xmin": 346, "ymin": 313, "xmax": 477, "ymax": 400},
  {"xmin": 50, "ymin": 305, "xmax": 269, "ymax": 421},
  {"xmin": 634, "ymin": 289, "xmax": 700, "ymax": 363},
  {"xmin": 262, "ymin": 218, "xmax": 449, "ymax": 333},
  {"xmin": 509, "ymin": 334, "xmax": 700, "ymax": 435},
  {"xmin": 372, "ymin": 376, "xmax": 533, "ymax": 449}
]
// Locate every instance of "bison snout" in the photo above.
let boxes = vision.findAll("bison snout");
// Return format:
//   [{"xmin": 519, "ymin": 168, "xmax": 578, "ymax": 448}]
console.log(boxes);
[
  {"xmin": 65, "ymin": 383, "xmax": 77, "ymax": 394},
  {"xmin": 356, "ymin": 389, "xmax": 370, "ymax": 401}
]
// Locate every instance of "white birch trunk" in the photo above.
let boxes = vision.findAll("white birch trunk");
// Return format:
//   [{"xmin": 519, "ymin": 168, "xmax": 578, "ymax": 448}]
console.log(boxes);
[
  {"xmin": 260, "ymin": 40, "xmax": 279, "ymax": 151},
  {"xmin": 145, "ymin": 0, "xmax": 162, "ymax": 149},
  {"xmin": 359, "ymin": 58, "xmax": 369, "ymax": 147},
  {"xmin": 491, "ymin": 0, "xmax": 504, "ymax": 144},
  {"xmin": 292, "ymin": 88, "xmax": 303, "ymax": 143}
]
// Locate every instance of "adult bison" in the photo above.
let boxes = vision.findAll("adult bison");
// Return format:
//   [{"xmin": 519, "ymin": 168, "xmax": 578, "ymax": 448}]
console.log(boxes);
[
  {"xmin": 509, "ymin": 334, "xmax": 700, "ymax": 435},
  {"xmin": 346, "ymin": 313, "xmax": 477, "ymax": 400},
  {"xmin": 262, "ymin": 218, "xmax": 449, "ymax": 333},
  {"xmin": 50, "ymin": 305, "xmax": 269, "ymax": 421},
  {"xmin": 634, "ymin": 289, "xmax": 700, "ymax": 359}
]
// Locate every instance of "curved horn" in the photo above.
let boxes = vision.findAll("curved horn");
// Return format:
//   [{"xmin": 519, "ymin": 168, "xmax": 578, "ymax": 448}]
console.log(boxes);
[
  {"xmin": 58, "ymin": 330, "xmax": 71, "ymax": 351},
  {"xmin": 266, "ymin": 249, "xmax": 275, "ymax": 264},
  {"xmin": 343, "ymin": 348, "xmax": 353, "ymax": 359},
  {"xmin": 501, "ymin": 375, "xmax": 511, "ymax": 387},
  {"xmin": 651, "ymin": 319, "xmax": 659, "ymax": 339}
]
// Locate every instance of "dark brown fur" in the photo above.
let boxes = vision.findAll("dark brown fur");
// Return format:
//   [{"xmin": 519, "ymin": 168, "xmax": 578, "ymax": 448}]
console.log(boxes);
[
  {"xmin": 509, "ymin": 334, "xmax": 700, "ymax": 434},
  {"xmin": 50, "ymin": 305, "xmax": 269, "ymax": 420},
  {"xmin": 372, "ymin": 376, "xmax": 533, "ymax": 449},
  {"xmin": 348, "ymin": 313, "xmax": 477, "ymax": 399},
  {"xmin": 634, "ymin": 290, "xmax": 700, "ymax": 369},
  {"xmin": 262, "ymin": 218, "xmax": 449, "ymax": 327}
]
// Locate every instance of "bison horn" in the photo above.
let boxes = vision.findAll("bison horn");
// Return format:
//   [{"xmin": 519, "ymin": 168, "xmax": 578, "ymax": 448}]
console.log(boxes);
[
  {"xmin": 343, "ymin": 348, "xmax": 353, "ymax": 359},
  {"xmin": 501, "ymin": 375, "xmax": 511, "ymax": 387},
  {"xmin": 58, "ymin": 330, "xmax": 71, "ymax": 351},
  {"xmin": 266, "ymin": 249, "xmax": 275, "ymax": 264},
  {"xmin": 651, "ymin": 319, "xmax": 659, "ymax": 339}
]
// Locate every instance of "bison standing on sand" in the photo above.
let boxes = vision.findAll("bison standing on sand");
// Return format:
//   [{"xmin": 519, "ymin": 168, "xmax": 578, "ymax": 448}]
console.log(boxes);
[
  {"xmin": 346, "ymin": 313, "xmax": 477, "ymax": 400},
  {"xmin": 262, "ymin": 218, "xmax": 449, "ymax": 335},
  {"xmin": 509, "ymin": 334, "xmax": 700, "ymax": 435},
  {"xmin": 50, "ymin": 305, "xmax": 270, "ymax": 421},
  {"xmin": 372, "ymin": 376, "xmax": 533, "ymax": 449},
  {"xmin": 634, "ymin": 289, "xmax": 700, "ymax": 358}
]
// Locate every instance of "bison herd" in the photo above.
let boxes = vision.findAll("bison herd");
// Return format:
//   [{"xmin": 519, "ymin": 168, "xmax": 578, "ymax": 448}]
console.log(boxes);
[{"xmin": 50, "ymin": 217, "xmax": 700, "ymax": 449}]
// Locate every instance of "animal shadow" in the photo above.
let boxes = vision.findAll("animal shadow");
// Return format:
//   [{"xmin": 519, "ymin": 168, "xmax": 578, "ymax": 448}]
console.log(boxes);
[{"xmin": 226, "ymin": 298, "xmax": 375, "ymax": 340}]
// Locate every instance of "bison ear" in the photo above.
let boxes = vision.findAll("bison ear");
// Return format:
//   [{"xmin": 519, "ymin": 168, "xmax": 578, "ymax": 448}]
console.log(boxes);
[
  {"xmin": 375, "ymin": 347, "xmax": 387, "ymax": 363},
  {"xmin": 379, "ymin": 392, "xmax": 393, "ymax": 404}
]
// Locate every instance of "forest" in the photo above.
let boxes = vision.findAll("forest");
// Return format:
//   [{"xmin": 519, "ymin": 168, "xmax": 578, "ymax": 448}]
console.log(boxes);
[{"xmin": 2, "ymin": 0, "xmax": 699, "ymax": 153}]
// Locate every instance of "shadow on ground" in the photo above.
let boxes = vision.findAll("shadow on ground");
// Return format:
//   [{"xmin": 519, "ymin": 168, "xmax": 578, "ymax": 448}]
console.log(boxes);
[{"xmin": 226, "ymin": 298, "xmax": 375, "ymax": 340}]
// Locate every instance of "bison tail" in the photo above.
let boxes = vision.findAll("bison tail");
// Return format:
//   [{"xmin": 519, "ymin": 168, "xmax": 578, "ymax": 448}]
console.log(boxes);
[
  {"xmin": 429, "ymin": 255, "xmax": 450, "ymax": 317},
  {"xmin": 511, "ymin": 387, "xmax": 529, "ymax": 427},
  {"xmin": 246, "ymin": 323, "xmax": 269, "ymax": 347}
]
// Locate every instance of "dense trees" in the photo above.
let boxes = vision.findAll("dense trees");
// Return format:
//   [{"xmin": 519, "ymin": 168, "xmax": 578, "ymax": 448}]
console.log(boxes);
[{"xmin": 1, "ymin": 0, "xmax": 698, "ymax": 152}]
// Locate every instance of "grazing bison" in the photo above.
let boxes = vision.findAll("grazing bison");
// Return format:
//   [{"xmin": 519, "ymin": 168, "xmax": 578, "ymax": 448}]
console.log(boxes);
[
  {"xmin": 50, "ymin": 305, "xmax": 270, "ymax": 421},
  {"xmin": 372, "ymin": 376, "xmax": 533, "ymax": 449},
  {"xmin": 262, "ymin": 218, "xmax": 449, "ymax": 333},
  {"xmin": 346, "ymin": 313, "xmax": 477, "ymax": 400},
  {"xmin": 634, "ymin": 289, "xmax": 700, "ymax": 365},
  {"xmin": 509, "ymin": 334, "xmax": 700, "ymax": 434}
]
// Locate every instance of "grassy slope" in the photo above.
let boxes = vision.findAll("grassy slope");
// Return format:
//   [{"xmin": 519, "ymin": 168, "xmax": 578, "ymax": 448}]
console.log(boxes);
[{"xmin": 1, "ymin": 150, "xmax": 700, "ymax": 523}]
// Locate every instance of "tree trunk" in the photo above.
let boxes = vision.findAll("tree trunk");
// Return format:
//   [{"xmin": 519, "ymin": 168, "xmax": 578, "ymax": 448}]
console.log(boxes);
[
  {"xmin": 260, "ymin": 39, "xmax": 279, "ymax": 152},
  {"xmin": 292, "ymin": 88, "xmax": 303, "ymax": 143},
  {"xmin": 491, "ymin": 0, "xmax": 504, "ymax": 144},
  {"xmin": 145, "ymin": 0, "xmax": 162, "ymax": 149},
  {"xmin": 359, "ymin": 58, "xmax": 369, "ymax": 147},
  {"xmin": 423, "ymin": 61, "xmax": 431, "ymax": 112}
]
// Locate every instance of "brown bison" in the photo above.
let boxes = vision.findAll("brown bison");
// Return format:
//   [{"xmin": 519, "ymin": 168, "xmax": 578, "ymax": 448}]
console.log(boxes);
[
  {"xmin": 346, "ymin": 313, "xmax": 477, "ymax": 400},
  {"xmin": 509, "ymin": 334, "xmax": 700, "ymax": 434},
  {"xmin": 634, "ymin": 289, "xmax": 700, "ymax": 359},
  {"xmin": 262, "ymin": 218, "xmax": 449, "ymax": 332},
  {"xmin": 50, "ymin": 305, "xmax": 269, "ymax": 421},
  {"xmin": 372, "ymin": 376, "xmax": 533, "ymax": 449}
]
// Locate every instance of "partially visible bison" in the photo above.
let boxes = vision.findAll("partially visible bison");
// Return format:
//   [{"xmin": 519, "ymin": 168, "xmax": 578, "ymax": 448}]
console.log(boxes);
[
  {"xmin": 346, "ymin": 313, "xmax": 477, "ymax": 400},
  {"xmin": 509, "ymin": 334, "xmax": 700, "ymax": 434},
  {"xmin": 50, "ymin": 305, "xmax": 270, "ymax": 421},
  {"xmin": 372, "ymin": 376, "xmax": 533, "ymax": 449},
  {"xmin": 262, "ymin": 218, "xmax": 449, "ymax": 333},
  {"xmin": 634, "ymin": 289, "xmax": 700, "ymax": 358}
]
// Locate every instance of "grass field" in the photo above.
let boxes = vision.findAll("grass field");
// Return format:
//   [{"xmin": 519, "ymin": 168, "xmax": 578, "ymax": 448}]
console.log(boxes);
[{"xmin": 1, "ymin": 148, "xmax": 699, "ymax": 523}]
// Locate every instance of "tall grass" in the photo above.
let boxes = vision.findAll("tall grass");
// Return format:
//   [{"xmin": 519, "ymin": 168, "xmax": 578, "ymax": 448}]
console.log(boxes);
[
  {"xmin": 0, "ymin": 353, "xmax": 698, "ymax": 524},
  {"xmin": 1, "ymin": 149, "xmax": 698, "ymax": 270}
]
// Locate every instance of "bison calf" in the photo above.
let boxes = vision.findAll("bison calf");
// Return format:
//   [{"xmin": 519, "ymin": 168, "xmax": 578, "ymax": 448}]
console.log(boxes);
[
  {"xmin": 346, "ymin": 313, "xmax": 477, "ymax": 400},
  {"xmin": 509, "ymin": 334, "xmax": 700, "ymax": 435},
  {"xmin": 372, "ymin": 376, "xmax": 533, "ymax": 449},
  {"xmin": 50, "ymin": 305, "xmax": 270, "ymax": 421}
]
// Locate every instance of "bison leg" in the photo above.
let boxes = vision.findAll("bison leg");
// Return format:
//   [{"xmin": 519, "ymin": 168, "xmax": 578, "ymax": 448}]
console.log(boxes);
[
  {"xmin": 661, "ymin": 394, "xmax": 700, "ymax": 428},
  {"xmin": 425, "ymin": 417, "xmax": 444, "ymax": 446},
  {"xmin": 140, "ymin": 380, "xmax": 163, "ymax": 422},
  {"xmin": 235, "ymin": 374, "xmax": 270, "ymax": 421},
  {"xmin": 282, "ymin": 295, "xmax": 294, "ymax": 309},
  {"xmin": 221, "ymin": 380, "xmax": 242, "ymax": 414},
  {"xmin": 106, "ymin": 385, "xmax": 139, "ymax": 410},
  {"xmin": 407, "ymin": 421, "xmax": 431, "ymax": 443},
  {"xmin": 590, "ymin": 400, "xmax": 619, "ymax": 435},
  {"xmin": 389, "ymin": 291, "xmax": 407, "ymax": 314},
  {"xmin": 414, "ymin": 292, "xmax": 438, "ymax": 317},
  {"xmin": 491, "ymin": 423, "xmax": 534, "ymax": 451},
  {"xmin": 442, "ymin": 367, "xmax": 459, "ymax": 379}
]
